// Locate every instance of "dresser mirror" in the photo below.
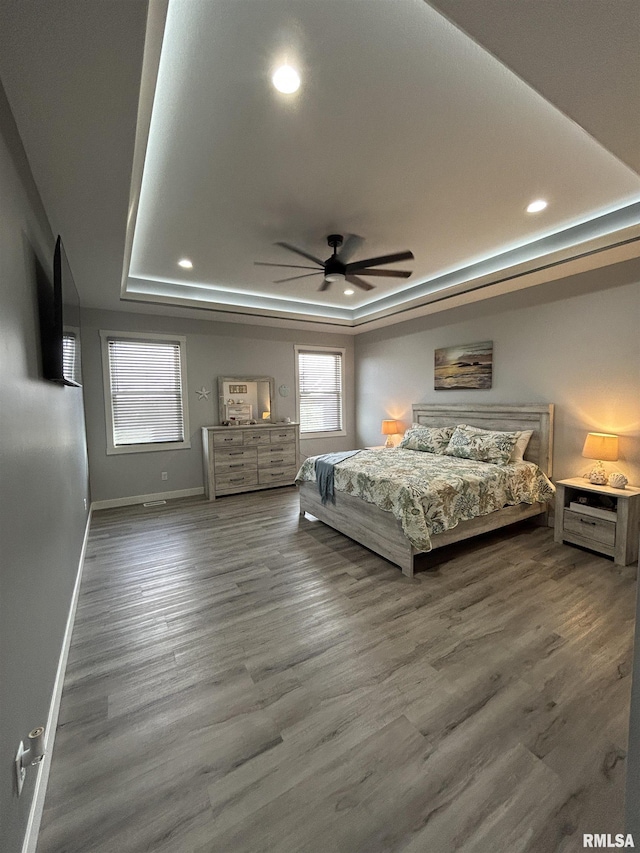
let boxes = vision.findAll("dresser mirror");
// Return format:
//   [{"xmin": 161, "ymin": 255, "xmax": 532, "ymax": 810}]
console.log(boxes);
[{"xmin": 218, "ymin": 376, "xmax": 275, "ymax": 424}]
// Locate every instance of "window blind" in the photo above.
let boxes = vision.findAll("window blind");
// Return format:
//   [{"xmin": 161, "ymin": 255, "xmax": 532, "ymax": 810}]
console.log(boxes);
[
  {"xmin": 298, "ymin": 350, "xmax": 343, "ymax": 433},
  {"xmin": 107, "ymin": 339, "xmax": 185, "ymax": 446},
  {"xmin": 62, "ymin": 333, "xmax": 77, "ymax": 383}
]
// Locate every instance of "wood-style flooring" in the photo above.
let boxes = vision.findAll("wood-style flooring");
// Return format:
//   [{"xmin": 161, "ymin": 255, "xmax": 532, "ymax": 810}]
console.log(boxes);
[{"xmin": 37, "ymin": 487, "xmax": 636, "ymax": 853}]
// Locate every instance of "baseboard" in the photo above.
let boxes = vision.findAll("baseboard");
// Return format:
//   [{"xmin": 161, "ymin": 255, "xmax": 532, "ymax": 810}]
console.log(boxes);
[
  {"xmin": 91, "ymin": 486, "xmax": 204, "ymax": 511},
  {"xmin": 22, "ymin": 508, "xmax": 92, "ymax": 853}
]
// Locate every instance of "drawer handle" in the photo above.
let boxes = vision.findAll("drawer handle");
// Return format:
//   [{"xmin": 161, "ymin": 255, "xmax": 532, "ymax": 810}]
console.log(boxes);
[
  {"xmin": 272, "ymin": 459, "xmax": 284, "ymax": 464},
  {"xmin": 229, "ymin": 477, "xmax": 245, "ymax": 483},
  {"xmin": 579, "ymin": 519, "xmax": 597, "ymax": 526},
  {"xmin": 224, "ymin": 438, "xmax": 234, "ymax": 442},
  {"xmin": 229, "ymin": 464, "xmax": 243, "ymax": 468},
  {"xmin": 229, "ymin": 451, "xmax": 243, "ymax": 456}
]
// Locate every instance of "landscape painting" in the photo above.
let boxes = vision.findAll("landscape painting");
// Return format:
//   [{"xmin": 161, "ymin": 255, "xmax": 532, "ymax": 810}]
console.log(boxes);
[{"xmin": 434, "ymin": 341, "xmax": 493, "ymax": 390}]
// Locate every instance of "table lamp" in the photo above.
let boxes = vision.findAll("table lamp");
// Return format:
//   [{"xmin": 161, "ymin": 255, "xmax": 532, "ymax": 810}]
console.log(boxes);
[
  {"xmin": 381, "ymin": 419, "xmax": 399, "ymax": 448},
  {"xmin": 582, "ymin": 432, "xmax": 618, "ymax": 485}
]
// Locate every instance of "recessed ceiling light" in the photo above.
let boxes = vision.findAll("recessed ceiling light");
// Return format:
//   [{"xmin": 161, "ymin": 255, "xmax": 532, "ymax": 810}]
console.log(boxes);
[
  {"xmin": 526, "ymin": 199, "xmax": 548, "ymax": 214},
  {"xmin": 344, "ymin": 288, "xmax": 355, "ymax": 296},
  {"xmin": 178, "ymin": 258, "xmax": 193, "ymax": 269},
  {"xmin": 272, "ymin": 65, "xmax": 300, "ymax": 94}
]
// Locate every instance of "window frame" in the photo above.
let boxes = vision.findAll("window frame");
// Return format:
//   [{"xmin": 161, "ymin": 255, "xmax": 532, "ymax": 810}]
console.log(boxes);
[
  {"xmin": 100, "ymin": 330, "xmax": 191, "ymax": 455},
  {"xmin": 294, "ymin": 344, "xmax": 346, "ymax": 439}
]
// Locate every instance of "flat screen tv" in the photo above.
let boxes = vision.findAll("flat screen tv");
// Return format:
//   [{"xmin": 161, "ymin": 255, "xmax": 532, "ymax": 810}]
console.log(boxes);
[{"xmin": 42, "ymin": 235, "xmax": 82, "ymax": 386}]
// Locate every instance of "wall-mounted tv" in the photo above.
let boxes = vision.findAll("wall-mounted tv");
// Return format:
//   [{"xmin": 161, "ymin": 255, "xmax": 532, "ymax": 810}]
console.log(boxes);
[{"xmin": 42, "ymin": 236, "xmax": 82, "ymax": 386}]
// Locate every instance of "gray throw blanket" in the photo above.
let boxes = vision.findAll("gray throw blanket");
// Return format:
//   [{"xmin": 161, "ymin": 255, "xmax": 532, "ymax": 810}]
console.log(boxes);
[{"xmin": 315, "ymin": 450, "xmax": 361, "ymax": 504}]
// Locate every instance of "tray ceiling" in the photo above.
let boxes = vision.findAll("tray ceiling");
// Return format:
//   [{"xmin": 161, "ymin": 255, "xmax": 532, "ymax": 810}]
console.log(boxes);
[{"xmin": 1, "ymin": 0, "xmax": 639, "ymax": 331}]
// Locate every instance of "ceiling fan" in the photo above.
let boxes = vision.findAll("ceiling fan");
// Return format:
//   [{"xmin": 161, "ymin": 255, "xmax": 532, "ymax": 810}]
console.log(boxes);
[{"xmin": 255, "ymin": 234, "xmax": 414, "ymax": 291}]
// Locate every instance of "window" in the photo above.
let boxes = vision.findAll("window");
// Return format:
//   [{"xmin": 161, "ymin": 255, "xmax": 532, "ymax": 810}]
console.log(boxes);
[
  {"xmin": 62, "ymin": 331, "xmax": 79, "ymax": 384},
  {"xmin": 100, "ymin": 331, "xmax": 190, "ymax": 454},
  {"xmin": 295, "ymin": 346, "xmax": 346, "ymax": 437}
]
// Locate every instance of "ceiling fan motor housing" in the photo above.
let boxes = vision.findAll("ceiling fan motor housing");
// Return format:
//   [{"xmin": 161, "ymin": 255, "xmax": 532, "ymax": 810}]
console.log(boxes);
[{"xmin": 324, "ymin": 235, "xmax": 346, "ymax": 280}]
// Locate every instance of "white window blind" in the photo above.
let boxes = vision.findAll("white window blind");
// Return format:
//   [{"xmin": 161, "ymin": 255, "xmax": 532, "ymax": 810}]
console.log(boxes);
[
  {"xmin": 62, "ymin": 333, "xmax": 77, "ymax": 383},
  {"xmin": 107, "ymin": 338, "xmax": 185, "ymax": 446},
  {"xmin": 297, "ymin": 350, "xmax": 343, "ymax": 434}
]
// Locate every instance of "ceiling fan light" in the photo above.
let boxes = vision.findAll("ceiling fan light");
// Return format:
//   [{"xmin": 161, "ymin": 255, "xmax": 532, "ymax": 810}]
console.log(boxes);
[{"xmin": 324, "ymin": 272, "xmax": 345, "ymax": 283}]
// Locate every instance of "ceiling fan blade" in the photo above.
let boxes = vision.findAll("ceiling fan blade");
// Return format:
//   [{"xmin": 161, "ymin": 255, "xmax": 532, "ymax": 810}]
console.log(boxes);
[
  {"xmin": 337, "ymin": 234, "xmax": 365, "ymax": 263},
  {"xmin": 356, "ymin": 268, "xmax": 412, "ymax": 278},
  {"xmin": 273, "ymin": 272, "xmax": 322, "ymax": 284},
  {"xmin": 345, "ymin": 274, "xmax": 374, "ymax": 292},
  {"xmin": 346, "ymin": 250, "xmax": 414, "ymax": 272},
  {"xmin": 318, "ymin": 279, "xmax": 332, "ymax": 292},
  {"xmin": 275, "ymin": 241, "xmax": 325, "ymax": 266},
  {"xmin": 255, "ymin": 261, "xmax": 321, "ymax": 270}
]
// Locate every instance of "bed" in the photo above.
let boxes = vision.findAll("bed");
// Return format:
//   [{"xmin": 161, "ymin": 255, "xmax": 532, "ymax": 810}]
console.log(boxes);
[{"xmin": 297, "ymin": 403, "xmax": 554, "ymax": 578}]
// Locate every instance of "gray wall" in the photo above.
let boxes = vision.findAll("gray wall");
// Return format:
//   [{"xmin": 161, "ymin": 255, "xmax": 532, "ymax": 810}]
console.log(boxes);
[
  {"xmin": 0, "ymin": 86, "xmax": 90, "ymax": 851},
  {"xmin": 81, "ymin": 308, "xmax": 355, "ymax": 503},
  {"xmin": 354, "ymin": 260, "xmax": 640, "ymax": 485}
]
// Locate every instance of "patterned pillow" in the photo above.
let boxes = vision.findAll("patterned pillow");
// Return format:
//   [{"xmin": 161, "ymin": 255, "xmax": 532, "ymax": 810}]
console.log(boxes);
[
  {"xmin": 399, "ymin": 425, "xmax": 454, "ymax": 454},
  {"xmin": 443, "ymin": 424, "xmax": 519, "ymax": 464}
]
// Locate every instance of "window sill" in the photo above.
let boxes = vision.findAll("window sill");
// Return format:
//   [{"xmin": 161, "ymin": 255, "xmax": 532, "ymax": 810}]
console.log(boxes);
[
  {"xmin": 299, "ymin": 430, "xmax": 347, "ymax": 441},
  {"xmin": 106, "ymin": 441, "xmax": 192, "ymax": 456}
]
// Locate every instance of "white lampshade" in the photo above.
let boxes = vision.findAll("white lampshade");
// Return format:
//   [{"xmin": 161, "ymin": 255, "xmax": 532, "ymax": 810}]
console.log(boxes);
[{"xmin": 582, "ymin": 432, "xmax": 618, "ymax": 462}]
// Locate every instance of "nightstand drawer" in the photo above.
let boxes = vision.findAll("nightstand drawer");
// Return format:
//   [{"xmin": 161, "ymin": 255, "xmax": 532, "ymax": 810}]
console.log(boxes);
[{"xmin": 563, "ymin": 510, "xmax": 616, "ymax": 547}]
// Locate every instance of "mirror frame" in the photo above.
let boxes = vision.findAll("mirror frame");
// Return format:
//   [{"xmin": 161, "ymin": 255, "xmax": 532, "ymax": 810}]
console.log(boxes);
[{"xmin": 218, "ymin": 375, "xmax": 275, "ymax": 425}]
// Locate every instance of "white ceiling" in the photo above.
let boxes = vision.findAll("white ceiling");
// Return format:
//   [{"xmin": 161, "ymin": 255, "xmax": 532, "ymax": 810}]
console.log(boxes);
[{"xmin": 1, "ymin": 0, "xmax": 639, "ymax": 332}]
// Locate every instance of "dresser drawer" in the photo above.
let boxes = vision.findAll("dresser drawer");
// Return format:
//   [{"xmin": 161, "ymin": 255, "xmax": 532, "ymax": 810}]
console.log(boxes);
[
  {"xmin": 258, "ymin": 465, "xmax": 298, "ymax": 486},
  {"xmin": 243, "ymin": 430, "xmax": 271, "ymax": 446},
  {"xmin": 258, "ymin": 445, "xmax": 297, "ymax": 467},
  {"xmin": 213, "ymin": 430, "xmax": 244, "ymax": 447},
  {"xmin": 563, "ymin": 510, "xmax": 616, "ymax": 547},
  {"xmin": 214, "ymin": 447, "xmax": 257, "ymax": 470},
  {"xmin": 270, "ymin": 428, "xmax": 296, "ymax": 444},
  {"xmin": 216, "ymin": 471, "xmax": 259, "ymax": 491}
]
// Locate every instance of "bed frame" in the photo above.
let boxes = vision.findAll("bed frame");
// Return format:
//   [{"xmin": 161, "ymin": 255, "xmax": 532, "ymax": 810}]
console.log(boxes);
[{"xmin": 299, "ymin": 403, "xmax": 554, "ymax": 578}]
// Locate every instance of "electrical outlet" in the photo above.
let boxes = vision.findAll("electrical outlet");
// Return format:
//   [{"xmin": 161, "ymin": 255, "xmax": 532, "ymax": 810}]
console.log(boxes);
[
  {"xmin": 161, "ymin": 472, "xmax": 168, "ymax": 481},
  {"xmin": 15, "ymin": 742, "xmax": 26, "ymax": 796}
]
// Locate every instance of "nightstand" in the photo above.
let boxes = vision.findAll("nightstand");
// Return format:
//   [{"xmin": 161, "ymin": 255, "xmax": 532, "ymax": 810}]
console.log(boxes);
[{"xmin": 554, "ymin": 477, "xmax": 640, "ymax": 566}]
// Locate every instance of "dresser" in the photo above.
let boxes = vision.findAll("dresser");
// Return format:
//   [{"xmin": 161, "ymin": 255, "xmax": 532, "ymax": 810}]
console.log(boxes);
[{"xmin": 202, "ymin": 423, "xmax": 300, "ymax": 499}]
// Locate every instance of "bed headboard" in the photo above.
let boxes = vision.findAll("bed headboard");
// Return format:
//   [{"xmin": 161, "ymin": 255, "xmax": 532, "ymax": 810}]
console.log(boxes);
[{"xmin": 411, "ymin": 403, "xmax": 554, "ymax": 476}]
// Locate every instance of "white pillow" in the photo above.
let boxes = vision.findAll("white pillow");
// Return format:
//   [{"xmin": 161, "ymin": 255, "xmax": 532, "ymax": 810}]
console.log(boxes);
[{"xmin": 510, "ymin": 430, "xmax": 533, "ymax": 463}]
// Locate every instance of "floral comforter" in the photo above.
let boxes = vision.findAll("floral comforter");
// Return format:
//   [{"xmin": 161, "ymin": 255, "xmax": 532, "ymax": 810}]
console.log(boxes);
[{"xmin": 296, "ymin": 448, "xmax": 555, "ymax": 552}]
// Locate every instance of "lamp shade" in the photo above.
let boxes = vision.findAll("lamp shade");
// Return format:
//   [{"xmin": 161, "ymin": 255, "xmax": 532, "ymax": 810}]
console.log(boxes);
[
  {"xmin": 582, "ymin": 432, "xmax": 618, "ymax": 462},
  {"xmin": 381, "ymin": 419, "xmax": 399, "ymax": 436}
]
